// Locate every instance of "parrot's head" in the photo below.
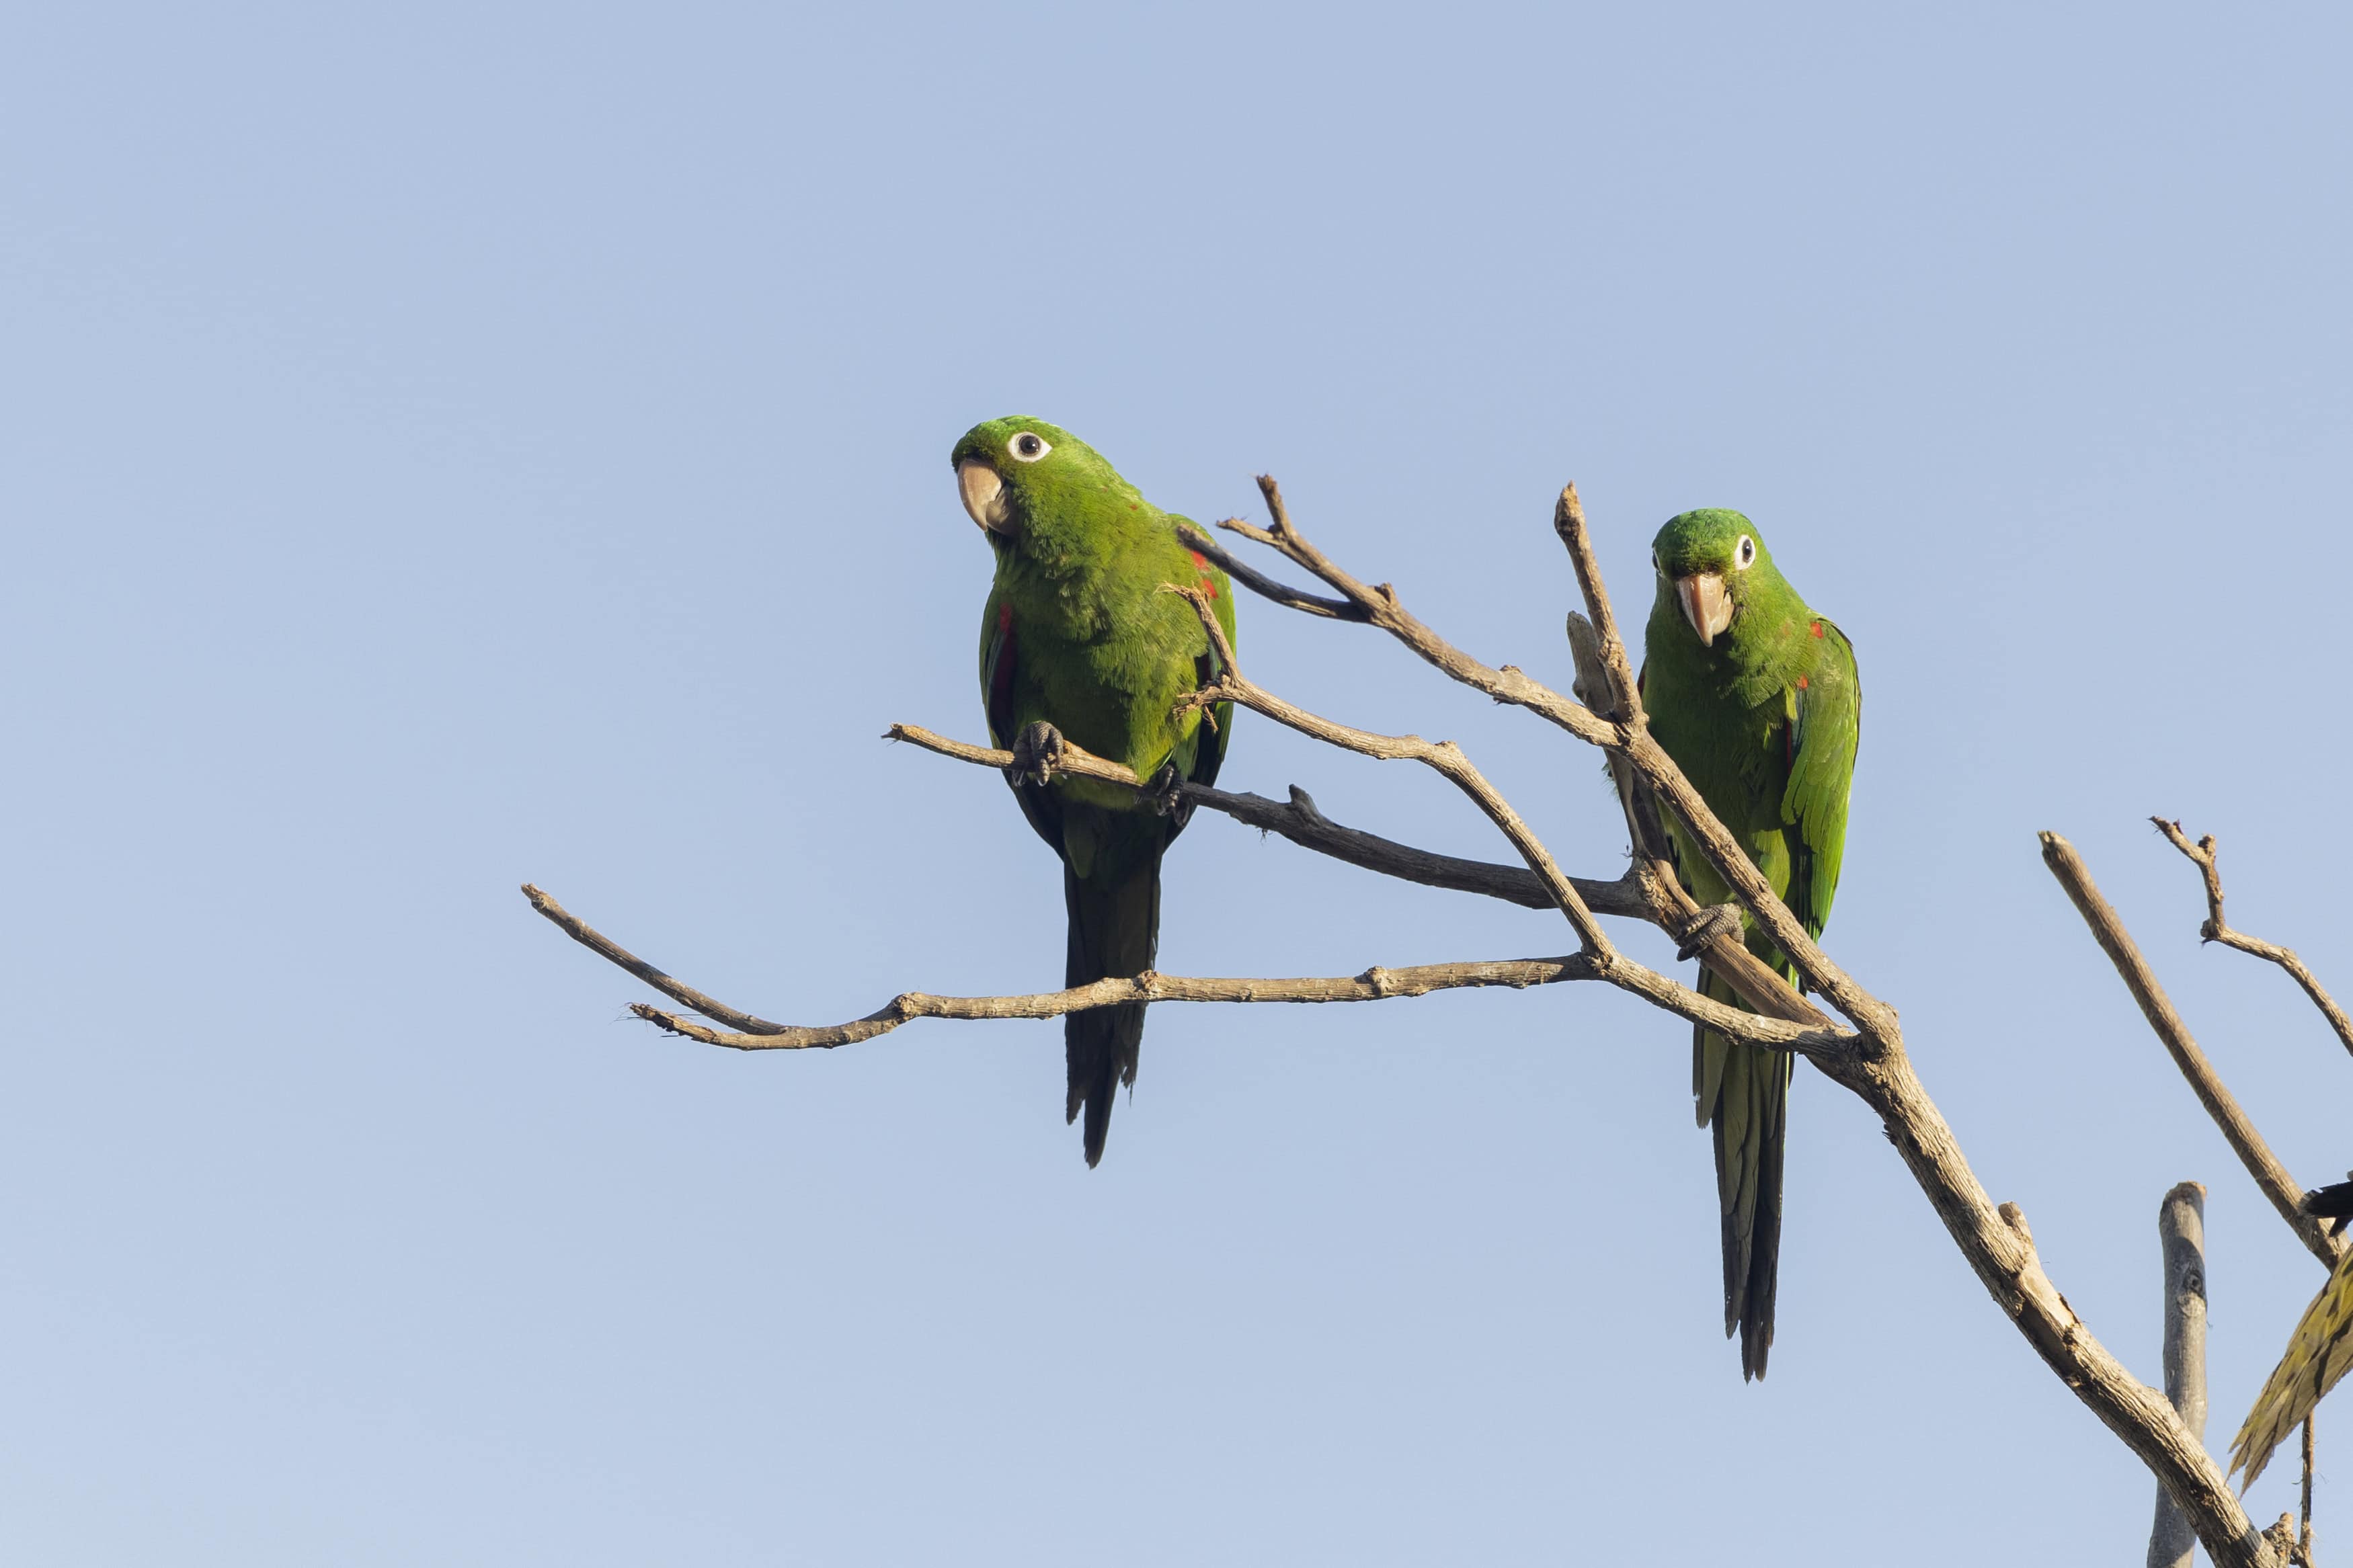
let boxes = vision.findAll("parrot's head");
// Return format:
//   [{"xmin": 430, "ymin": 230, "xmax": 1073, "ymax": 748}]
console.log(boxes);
[
  {"xmin": 950, "ymin": 416, "xmax": 1135, "ymax": 546},
  {"xmin": 1649, "ymin": 508, "xmax": 1785, "ymax": 650}
]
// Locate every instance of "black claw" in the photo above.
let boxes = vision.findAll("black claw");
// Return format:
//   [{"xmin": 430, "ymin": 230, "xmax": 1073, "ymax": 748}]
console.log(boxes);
[
  {"xmin": 1143, "ymin": 764, "xmax": 1185, "ymax": 817},
  {"xmin": 1675, "ymin": 902, "xmax": 1745, "ymax": 962},
  {"xmin": 1006, "ymin": 720, "xmax": 1066, "ymax": 787}
]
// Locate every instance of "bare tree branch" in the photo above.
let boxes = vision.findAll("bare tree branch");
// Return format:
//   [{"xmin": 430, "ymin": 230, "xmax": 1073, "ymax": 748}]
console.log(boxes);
[
  {"xmin": 889, "ymin": 713, "xmax": 1829, "ymax": 1036},
  {"xmin": 883, "ymin": 723, "xmax": 1645, "ymax": 919},
  {"xmin": 1553, "ymin": 483, "xmax": 1644, "ymax": 726},
  {"xmin": 524, "ymin": 883, "xmax": 793, "ymax": 1036},
  {"xmin": 1174, "ymin": 519, "xmax": 1363, "ymax": 622},
  {"xmin": 2040, "ymin": 833, "xmax": 2346, "ymax": 1268},
  {"xmin": 888, "ymin": 715, "xmax": 1826, "ymax": 1034},
  {"xmin": 1163, "ymin": 581, "xmax": 1617, "ymax": 958},
  {"xmin": 2149, "ymin": 1182, "xmax": 2209, "ymax": 1568},
  {"xmin": 1905, "ymin": 1180, "xmax": 2276, "ymax": 1567},
  {"xmin": 2155, "ymin": 819, "xmax": 2353, "ymax": 1063},
  {"xmin": 524, "ymin": 885, "xmax": 1851, "ymax": 1057}
]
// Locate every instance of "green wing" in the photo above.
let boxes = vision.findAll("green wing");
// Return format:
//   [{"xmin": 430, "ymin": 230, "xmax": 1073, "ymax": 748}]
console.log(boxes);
[
  {"xmin": 1781, "ymin": 619, "xmax": 1860, "ymax": 945},
  {"xmin": 1183, "ymin": 548, "xmax": 1236, "ymax": 797}
]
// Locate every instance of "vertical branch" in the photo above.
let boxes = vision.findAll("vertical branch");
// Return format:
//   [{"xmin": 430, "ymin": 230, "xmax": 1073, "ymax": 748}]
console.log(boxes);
[
  {"xmin": 2151, "ymin": 1182, "xmax": 2210, "ymax": 1568},
  {"xmin": 1565, "ymin": 611, "xmax": 1669, "ymax": 863},
  {"xmin": 1552, "ymin": 484, "xmax": 1644, "ymax": 724},
  {"xmin": 2301, "ymin": 1415, "xmax": 2316, "ymax": 1566}
]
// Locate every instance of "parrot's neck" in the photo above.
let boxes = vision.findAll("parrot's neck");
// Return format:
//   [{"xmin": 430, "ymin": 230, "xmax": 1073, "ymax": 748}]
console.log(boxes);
[
  {"xmin": 1646, "ymin": 579, "xmax": 1818, "ymax": 708},
  {"xmin": 991, "ymin": 510, "xmax": 1168, "ymax": 645}
]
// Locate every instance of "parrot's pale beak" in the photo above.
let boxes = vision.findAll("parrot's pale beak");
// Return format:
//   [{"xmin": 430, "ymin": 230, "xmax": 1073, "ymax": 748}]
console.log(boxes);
[
  {"xmin": 958, "ymin": 458, "xmax": 1014, "ymax": 534},
  {"xmin": 1675, "ymin": 573, "xmax": 1734, "ymax": 647}
]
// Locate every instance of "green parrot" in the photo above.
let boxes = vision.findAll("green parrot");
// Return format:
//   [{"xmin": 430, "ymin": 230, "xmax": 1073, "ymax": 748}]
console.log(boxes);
[
  {"xmin": 2231, "ymin": 1179, "xmax": 2353, "ymax": 1487},
  {"xmin": 952, "ymin": 417, "xmax": 1235, "ymax": 1167},
  {"xmin": 1639, "ymin": 508, "xmax": 1860, "ymax": 1380}
]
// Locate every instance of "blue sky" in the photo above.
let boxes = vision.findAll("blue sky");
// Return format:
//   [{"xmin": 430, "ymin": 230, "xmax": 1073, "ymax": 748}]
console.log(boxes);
[{"xmin": 3, "ymin": 2, "xmax": 2349, "ymax": 1561}]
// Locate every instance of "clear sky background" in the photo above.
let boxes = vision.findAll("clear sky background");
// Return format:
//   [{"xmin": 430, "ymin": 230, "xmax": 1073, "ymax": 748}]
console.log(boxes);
[{"xmin": 3, "ymin": 3, "xmax": 2348, "ymax": 1562}]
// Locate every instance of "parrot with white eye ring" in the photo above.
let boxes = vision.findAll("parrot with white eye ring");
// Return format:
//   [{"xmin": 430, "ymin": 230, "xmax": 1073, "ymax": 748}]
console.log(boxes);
[
  {"xmin": 952, "ymin": 416, "xmax": 1235, "ymax": 1167},
  {"xmin": 1640, "ymin": 508, "xmax": 1860, "ymax": 1380}
]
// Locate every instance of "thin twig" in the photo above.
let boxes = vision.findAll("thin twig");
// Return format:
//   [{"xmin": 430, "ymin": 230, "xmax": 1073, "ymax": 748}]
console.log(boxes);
[
  {"xmin": 2155, "ymin": 820, "xmax": 2353, "ymax": 1063},
  {"xmin": 524, "ymin": 884, "xmax": 792, "ymax": 1035},
  {"xmin": 2040, "ymin": 834, "xmax": 2345, "ymax": 1267},
  {"xmin": 1553, "ymin": 483, "xmax": 1644, "ymax": 726},
  {"xmin": 1174, "ymin": 519, "xmax": 1363, "ymax": 622},
  {"xmin": 2301, "ymin": 1414, "xmax": 2316, "ymax": 1565}
]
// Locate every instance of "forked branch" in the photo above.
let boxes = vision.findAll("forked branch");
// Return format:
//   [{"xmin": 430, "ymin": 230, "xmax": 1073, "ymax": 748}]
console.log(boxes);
[
  {"xmin": 2040, "ymin": 833, "xmax": 2346, "ymax": 1268},
  {"xmin": 885, "ymin": 724, "xmax": 1642, "ymax": 918},
  {"xmin": 1160, "ymin": 582, "xmax": 1613, "ymax": 958},
  {"xmin": 2156, "ymin": 819, "xmax": 2353, "ymax": 1063}
]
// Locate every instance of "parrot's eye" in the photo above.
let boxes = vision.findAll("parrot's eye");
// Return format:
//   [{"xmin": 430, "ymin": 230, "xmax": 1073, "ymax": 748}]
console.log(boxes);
[
  {"xmin": 1007, "ymin": 432, "xmax": 1051, "ymax": 463},
  {"xmin": 1734, "ymin": 536, "xmax": 1756, "ymax": 570}
]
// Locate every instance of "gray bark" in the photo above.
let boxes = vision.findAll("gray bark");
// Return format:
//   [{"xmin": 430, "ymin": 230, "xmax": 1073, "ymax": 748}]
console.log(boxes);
[{"xmin": 2150, "ymin": 1182, "xmax": 2210, "ymax": 1568}]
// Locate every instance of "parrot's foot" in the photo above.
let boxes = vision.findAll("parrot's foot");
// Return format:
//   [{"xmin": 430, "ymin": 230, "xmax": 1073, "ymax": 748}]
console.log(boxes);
[
  {"xmin": 1142, "ymin": 764, "xmax": 1187, "ymax": 817},
  {"xmin": 1674, "ymin": 901, "xmax": 1745, "ymax": 962},
  {"xmin": 1005, "ymin": 720, "xmax": 1066, "ymax": 787}
]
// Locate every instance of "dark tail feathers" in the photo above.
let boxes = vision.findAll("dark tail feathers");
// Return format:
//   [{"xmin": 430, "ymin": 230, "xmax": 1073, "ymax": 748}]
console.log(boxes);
[
  {"xmin": 1063, "ymin": 855, "xmax": 1162, "ymax": 1167},
  {"xmin": 1694, "ymin": 964, "xmax": 1792, "ymax": 1380}
]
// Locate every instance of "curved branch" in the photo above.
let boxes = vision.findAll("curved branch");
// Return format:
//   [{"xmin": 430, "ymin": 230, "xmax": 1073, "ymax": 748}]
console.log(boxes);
[
  {"xmin": 1812, "ymin": 1055, "xmax": 2277, "ymax": 1568},
  {"xmin": 524, "ymin": 883, "xmax": 792, "ymax": 1035},
  {"xmin": 525, "ymin": 887, "xmax": 1851, "ymax": 1057},
  {"xmin": 1162, "ymin": 582, "xmax": 1614, "ymax": 958},
  {"xmin": 884, "ymin": 724, "xmax": 1646, "ymax": 918},
  {"xmin": 2039, "ymin": 833, "xmax": 2345, "ymax": 1267},
  {"xmin": 1174, "ymin": 519, "xmax": 1363, "ymax": 621},
  {"xmin": 2155, "ymin": 819, "xmax": 2353, "ymax": 1062}
]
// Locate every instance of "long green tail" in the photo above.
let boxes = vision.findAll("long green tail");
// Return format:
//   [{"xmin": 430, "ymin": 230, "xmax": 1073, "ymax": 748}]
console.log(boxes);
[
  {"xmin": 1693, "ymin": 963, "xmax": 1792, "ymax": 1380},
  {"xmin": 1062, "ymin": 850, "xmax": 1162, "ymax": 1167}
]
